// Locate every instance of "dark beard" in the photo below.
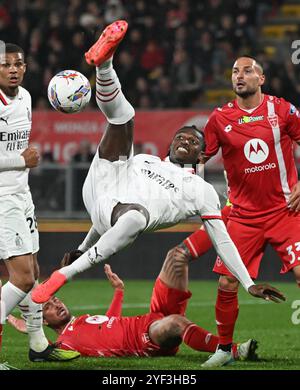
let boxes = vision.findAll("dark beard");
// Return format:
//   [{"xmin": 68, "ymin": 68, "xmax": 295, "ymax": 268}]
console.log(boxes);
[{"xmin": 234, "ymin": 87, "xmax": 257, "ymax": 98}]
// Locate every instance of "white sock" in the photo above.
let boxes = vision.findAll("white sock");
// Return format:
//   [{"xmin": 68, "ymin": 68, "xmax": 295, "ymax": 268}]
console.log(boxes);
[
  {"xmin": 18, "ymin": 281, "xmax": 48, "ymax": 352},
  {"xmin": 1, "ymin": 282, "xmax": 27, "ymax": 322},
  {"xmin": 96, "ymin": 60, "xmax": 135, "ymax": 124},
  {"xmin": 60, "ymin": 210, "xmax": 147, "ymax": 279}
]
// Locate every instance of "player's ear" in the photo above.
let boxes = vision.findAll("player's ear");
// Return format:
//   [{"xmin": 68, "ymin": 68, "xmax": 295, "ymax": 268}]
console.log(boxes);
[
  {"xmin": 43, "ymin": 319, "xmax": 48, "ymax": 326},
  {"xmin": 259, "ymin": 73, "xmax": 265, "ymax": 86},
  {"xmin": 198, "ymin": 151, "xmax": 207, "ymax": 164},
  {"xmin": 23, "ymin": 63, "xmax": 27, "ymax": 74}
]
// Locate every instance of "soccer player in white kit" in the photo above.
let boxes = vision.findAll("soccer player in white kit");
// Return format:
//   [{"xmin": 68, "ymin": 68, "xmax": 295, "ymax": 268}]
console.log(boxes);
[
  {"xmin": 0, "ymin": 42, "xmax": 80, "ymax": 363},
  {"xmin": 32, "ymin": 22, "xmax": 285, "ymax": 308}
]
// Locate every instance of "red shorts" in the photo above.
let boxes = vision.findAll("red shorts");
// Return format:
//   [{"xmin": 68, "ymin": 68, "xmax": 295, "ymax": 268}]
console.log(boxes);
[
  {"xmin": 213, "ymin": 208, "xmax": 300, "ymax": 279},
  {"xmin": 149, "ymin": 278, "xmax": 192, "ymax": 316}
]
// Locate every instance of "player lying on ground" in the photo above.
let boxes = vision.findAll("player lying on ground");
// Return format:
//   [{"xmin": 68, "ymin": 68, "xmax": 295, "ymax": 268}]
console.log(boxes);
[
  {"xmin": 32, "ymin": 20, "xmax": 285, "ymax": 307},
  {"xmin": 9, "ymin": 247, "xmax": 260, "ymax": 362}
]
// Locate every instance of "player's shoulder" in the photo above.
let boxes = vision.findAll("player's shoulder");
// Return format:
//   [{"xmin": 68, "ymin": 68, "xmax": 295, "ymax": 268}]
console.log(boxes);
[
  {"xmin": 19, "ymin": 86, "xmax": 31, "ymax": 100},
  {"xmin": 208, "ymin": 100, "xmax": 236, "ymax": 122},
  {"xmin": 214, "ymin": 100, "xmax": 236, "ymax": 115},
  {"xmin": 266, "ymin": 94, "xmax": 294, "ymax": 113}
]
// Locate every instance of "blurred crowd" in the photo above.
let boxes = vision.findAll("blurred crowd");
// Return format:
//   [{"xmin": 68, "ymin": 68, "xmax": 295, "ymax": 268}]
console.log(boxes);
[{"xmin": 2, "ymin": 0, "xmax": 299, "ymax": 110}]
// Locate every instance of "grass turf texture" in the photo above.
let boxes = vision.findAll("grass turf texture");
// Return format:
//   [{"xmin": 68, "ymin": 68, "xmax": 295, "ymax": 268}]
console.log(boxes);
[{"xmin": 1, "ymin": 280, "xmax": 299, "ymax": 370}]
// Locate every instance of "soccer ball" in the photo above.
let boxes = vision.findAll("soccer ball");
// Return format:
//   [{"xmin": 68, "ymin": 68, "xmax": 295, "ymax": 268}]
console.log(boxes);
[{"xmin": 47, "ymin": 70, "xmax": 91, "ymax": 113}]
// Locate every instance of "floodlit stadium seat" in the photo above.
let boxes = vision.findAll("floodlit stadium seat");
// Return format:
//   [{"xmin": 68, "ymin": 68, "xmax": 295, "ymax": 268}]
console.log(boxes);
[
  {"xmin": 262, "ymin": 24, "xmax": 298, "ymax": 38},
  {"xmin": 281, "ymin": 4, "xmax": 300, "ymax": 16}
]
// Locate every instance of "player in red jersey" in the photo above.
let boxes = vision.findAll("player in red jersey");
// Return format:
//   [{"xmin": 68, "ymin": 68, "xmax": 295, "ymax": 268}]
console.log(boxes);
[
  {"xmin": 184, "ymin": 56, "xmax": 300, "ymax": 367},
  {"xmin": 9, "ymin": 246, "xmax": 261, "ymax": 362}
]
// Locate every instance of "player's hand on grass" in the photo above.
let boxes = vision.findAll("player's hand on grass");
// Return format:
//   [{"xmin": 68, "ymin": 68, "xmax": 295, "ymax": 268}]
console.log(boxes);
[
  {"xmin": 21, "ymin": 147, "xmax": 40, "ymax": 168},
  {"xmin": 288, "ymin": 181, "xmax": 300, "ymax": 212},
  {"xmin": 60, "ymin": 250, "xmax": 83, "ymax": 267},
  {"xmin": 104, "ymin": 264, "xmax": 124, "ymax": 290},
  {"xmin": 248, "ymin": 284, "xmax": 286, "ymax": 303}
]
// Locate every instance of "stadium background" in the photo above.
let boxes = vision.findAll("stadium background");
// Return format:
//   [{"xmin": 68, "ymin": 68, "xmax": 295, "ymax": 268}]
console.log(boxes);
[{"xmin": 0, "ymin": 0, "xmax": 299, "ymax": 281}]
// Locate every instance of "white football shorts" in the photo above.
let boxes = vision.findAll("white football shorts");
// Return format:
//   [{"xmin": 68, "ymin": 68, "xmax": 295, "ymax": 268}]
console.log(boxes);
[{"xmin": 0, "ymin": 191, "xmax": 39, "ymax": 260}]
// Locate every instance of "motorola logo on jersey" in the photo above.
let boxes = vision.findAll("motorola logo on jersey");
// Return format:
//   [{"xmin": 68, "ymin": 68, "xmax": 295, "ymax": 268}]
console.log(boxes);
[{"xmin": 243, "ymin": 138, "xmax": 269, "ymax": 164}]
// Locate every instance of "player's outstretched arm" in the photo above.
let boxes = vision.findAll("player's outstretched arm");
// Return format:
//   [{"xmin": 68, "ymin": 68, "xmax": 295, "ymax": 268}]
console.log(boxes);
[
  {"xmin": 203, "ymin": 218, "xmax": 254, "ymax": 291},
  {"xmin": 104, "ymin": 264, "xmax": 124, "ymax": 291},
  {"xmin": 104, "ymin": 264, "xmax": 124, "ymax": 317},
  {"xmin": 60, "ymin": 250, "xmax": 83, "ymax": 267},
  {"xmin": 248, "ymin": 284, "xmax": 286, "ymax": 303},
  {"xmin": 60, "ymin": 226, "xmax": 101, "ymax": 267}
]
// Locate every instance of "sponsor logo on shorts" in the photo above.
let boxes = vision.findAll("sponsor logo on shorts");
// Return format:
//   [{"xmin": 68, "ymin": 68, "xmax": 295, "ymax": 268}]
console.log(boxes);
[
  {"xmin": 142, "ymin": 333, "xmax": 150, "ymax": 344},
  {"xmin": 15, "ymin": 233, "xmax": 23, "ymax": 248}
]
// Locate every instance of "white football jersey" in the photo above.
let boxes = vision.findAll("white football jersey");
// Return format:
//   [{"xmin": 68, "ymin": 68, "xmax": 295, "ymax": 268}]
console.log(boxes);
[
  {"xmin": 83, "ymin": 153, "xmax": 221, "ymax": 234},
  {"xmin": 0, "ymin": 87, "xmax": 31, "ymax": 196}
]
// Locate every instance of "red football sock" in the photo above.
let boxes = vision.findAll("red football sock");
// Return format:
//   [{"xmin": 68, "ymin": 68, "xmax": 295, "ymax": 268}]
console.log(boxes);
[
  {"xmin": 182, "ymin": 323, "xmax": 219, "ymax": 352},
  {"xmin": 215, "ymin": 288, "xmax": 239, "ymax": 345},
  {"xmin": 184, "ymin": 228, "xmax": 213, "ymax": 258},
  {"xmin": 183, "ymin": 204, "xmax": 232, "ymax": 259}
]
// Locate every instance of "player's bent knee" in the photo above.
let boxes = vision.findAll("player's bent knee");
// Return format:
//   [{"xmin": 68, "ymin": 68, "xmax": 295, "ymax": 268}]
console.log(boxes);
[
  {"xmin": 11, "ymin": 275, "xmax": 35, "ymax": 292},
  {"xmin": 111, "ymin": 203, "xmax": 149, "ymax": 227},
  {"xmin": 219, "ymin": 275, "xmax": 239, "ymax": 291}
]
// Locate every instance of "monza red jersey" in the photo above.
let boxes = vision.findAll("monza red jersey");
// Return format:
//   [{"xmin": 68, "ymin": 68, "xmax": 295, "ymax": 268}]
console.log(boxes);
[
  {"xmin": 204, "ymin": 94, "xmax": 300, "ymax": 217},
  {"xmin": 56, "ymin": 312, "xmax": 164, "ymax": 357}
]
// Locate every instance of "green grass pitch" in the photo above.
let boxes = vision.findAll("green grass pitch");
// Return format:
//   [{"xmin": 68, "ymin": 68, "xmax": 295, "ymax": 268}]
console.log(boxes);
[{"xmin": 1, "ymin": 279, "xmax": 299, "ymax": 370}]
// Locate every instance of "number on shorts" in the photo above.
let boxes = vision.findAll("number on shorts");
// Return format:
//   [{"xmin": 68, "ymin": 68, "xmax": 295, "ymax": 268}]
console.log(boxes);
[
  {"xmin": 27, "ymin": 216, "xmax": 37, "ymax": 234},
  {"xmin": 286, "ymin": 242, "xmax": 300, "ymax": 264}
]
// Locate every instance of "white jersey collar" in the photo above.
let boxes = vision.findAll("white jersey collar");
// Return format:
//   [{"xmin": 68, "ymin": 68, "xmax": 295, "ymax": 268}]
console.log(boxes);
[{"xmin": 0, "ymin": 86, "xmax": 24, "ymax": 105}]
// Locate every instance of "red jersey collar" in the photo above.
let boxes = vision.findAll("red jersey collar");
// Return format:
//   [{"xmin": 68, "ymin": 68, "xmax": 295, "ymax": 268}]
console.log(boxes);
[{"xmin": 234, "ymin": 93, "xmax": 267, "ymax": 114}]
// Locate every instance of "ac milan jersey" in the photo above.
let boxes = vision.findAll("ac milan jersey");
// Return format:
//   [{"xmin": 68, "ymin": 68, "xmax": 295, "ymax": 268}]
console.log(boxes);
[
  {"xmin": 0, "ymin": 87, "xmax": 31, "ymax": 196},
  {"xmin": 204, "ymin": 94, "xmax": 300, "ymax": 217},
  {"xmin": 83, "ymin": 153, "xmax": 221, "ymax": 235},
  {"xmin": 56, "ymin": 312, "xmax": 164, "ymax": 357}
]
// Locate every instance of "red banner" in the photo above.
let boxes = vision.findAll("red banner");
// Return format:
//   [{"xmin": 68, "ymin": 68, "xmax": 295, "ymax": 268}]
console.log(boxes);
[{"xmin": 31, "ymin": 110, "xmax": 300, "ymax": 170}]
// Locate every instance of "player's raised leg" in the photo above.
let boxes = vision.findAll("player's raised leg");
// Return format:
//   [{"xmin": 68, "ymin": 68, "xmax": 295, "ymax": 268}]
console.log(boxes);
[
  {"xmin": 32, "ymin": 205, "xmax": 148, "ymax": 303},
  {"xmin": 150, "ymin": 246, "xmax": 220, "ymax": 354},
  {"xmin": 87, "ymin": 20, "xmax": 134, "ymax": 161}
]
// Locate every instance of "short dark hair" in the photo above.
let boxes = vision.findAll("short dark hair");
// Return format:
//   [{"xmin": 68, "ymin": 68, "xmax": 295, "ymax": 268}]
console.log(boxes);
[
  {"xmin": 235, "ymin": 55, "xmax": 264, "ymax": 73},
  {"xmin": 175, "ymin": 125, "xmax": 206, "ymax": 150},
  {"xmin": 3, "ymin": 43, "xmax": 25, "ymax": 58}
]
